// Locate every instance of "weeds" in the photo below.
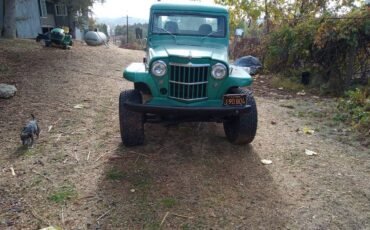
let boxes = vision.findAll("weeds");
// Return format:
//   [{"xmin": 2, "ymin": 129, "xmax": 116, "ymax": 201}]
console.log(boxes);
[
  {"xmin": 129, "ymin": 170, "xmax": 152, "ymax": 189},
  {"xmin": 49, "ymin": 186, "xmax": 77, "ymax": 203},
  {"xmin": 0, "ymin": 64, "xmax": 9, "ymax": 74},
  {"xmin": 161, "ymin": 197, "xmax": 177, "ymax": 208},
  {"xmin": 106, "ymin": 168, "xmax": 126, "ymax": 180},
  {"xmin": 144, "ymin": 222, "xmax": 161, "ymax": 230},
  {"xmin": 338, "ymin": 88, "xmax": 369, "ymax": 133},
  {"xmin": 181, "ymin": 224, "xmax": 190, "ymax": 230},
  {"xmin": 332, "ymin": 113, "xmax": 349, "ymax": 123}
]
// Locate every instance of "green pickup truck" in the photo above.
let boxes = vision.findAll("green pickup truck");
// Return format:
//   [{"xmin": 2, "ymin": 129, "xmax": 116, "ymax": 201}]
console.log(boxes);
[{"xmin": 120, "ymin": 2, "xmax": 257, "ymax": 146}]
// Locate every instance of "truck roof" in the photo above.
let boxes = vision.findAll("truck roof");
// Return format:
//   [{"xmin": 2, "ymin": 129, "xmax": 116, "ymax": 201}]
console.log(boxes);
[{"xmin": 150, "ymin": 2, "xmax": 228, "ymax": 14}]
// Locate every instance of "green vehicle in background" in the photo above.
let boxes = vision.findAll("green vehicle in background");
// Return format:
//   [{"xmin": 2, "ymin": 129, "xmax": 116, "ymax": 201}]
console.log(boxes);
[
  {"xmin": 120, "ymin": 2, "xmax": 257, "ymax": 147},
  {"xmin": 36, "ymin": 27, "xmax": 73, "ymax": 49}
]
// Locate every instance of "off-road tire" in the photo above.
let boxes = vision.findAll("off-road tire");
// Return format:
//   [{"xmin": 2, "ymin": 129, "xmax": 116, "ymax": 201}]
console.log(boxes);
[
  {"xmin": 223, "ymin": 88, "xmax": 258, "ymax": 144},
  {"xmin": 119, "ymin": 89, "xmax": 144, "ymax": 146}
]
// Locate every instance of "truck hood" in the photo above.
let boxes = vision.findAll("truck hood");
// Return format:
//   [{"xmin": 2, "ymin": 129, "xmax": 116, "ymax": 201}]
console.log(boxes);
[{"xmin": 148, "ymin": 45, "xmax": 228, "ymax": 64}]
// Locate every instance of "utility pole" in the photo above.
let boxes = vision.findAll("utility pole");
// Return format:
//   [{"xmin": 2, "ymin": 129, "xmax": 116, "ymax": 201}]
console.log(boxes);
[{"xmin": 126, "ymin": 14, "xmax": 129, "ymax": 44}]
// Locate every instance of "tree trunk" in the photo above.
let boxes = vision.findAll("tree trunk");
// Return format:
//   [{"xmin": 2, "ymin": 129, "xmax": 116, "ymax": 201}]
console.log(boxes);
[
  {"xmin": 3, "ymin": 0, "xmax": 16, "ymax": 38},
  {"xmin": 345, "ymin": 46, "xmax": 357, "ymax": 88},
  {"xmin": 67, "ymin": 6, "xmax": 75, "ymax": 38},
  {"xmin": 264, "ymin": 0, "xmax": 270, "ymax": 33},
  {"xmin": 300, "ymin": 0, "xmax": 307, "ymax": 16}
]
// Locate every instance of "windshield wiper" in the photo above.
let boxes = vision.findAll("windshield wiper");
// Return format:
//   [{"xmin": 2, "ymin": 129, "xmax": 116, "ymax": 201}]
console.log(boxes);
[
  {"xmin": 201, "ymin": 30, "xmax": 221, "ymax": 41},
  {"xmin": 154, "ymin": 26, "xmax": 177, "ymax": 42}
]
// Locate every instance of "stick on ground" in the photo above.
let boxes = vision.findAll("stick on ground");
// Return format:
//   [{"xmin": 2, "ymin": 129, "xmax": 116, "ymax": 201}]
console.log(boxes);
[
  {"xmin": 172, "ymin": 213, "xmax": 193, "ymax": 219},
  {"xmin": 95, "ymin": 151, "xmax": 109, "ymax": 162},
  {"xmin": 32, "ymin": 170, "xmax": 53, "ymax": 183},
  {"xmin": 61, "ymin": 205, "xmax": 65, "ymax": 225},
  {"xmin": 87, "ymin": 151, "xmax": 91, "ymax": 161},
  {"xmin": 96, "ymin": 208, "xmax": 111, "ymax": 222},
  {"xmin": 24, "ymin": 200, "xmax": 49, "ymax": 226},
  {"xmin": 160, "ymin": 211, "xmax": 170, "ymax": 227}
]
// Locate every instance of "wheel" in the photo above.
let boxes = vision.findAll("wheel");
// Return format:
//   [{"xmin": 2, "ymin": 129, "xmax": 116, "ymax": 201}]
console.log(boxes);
[
  {"xmin": 223, "ymin": 88, "xmax": 258, "ymax": 144},
  {"xmin": 119, "ymin": 89, "xmax": 144, "ymax": 146}
]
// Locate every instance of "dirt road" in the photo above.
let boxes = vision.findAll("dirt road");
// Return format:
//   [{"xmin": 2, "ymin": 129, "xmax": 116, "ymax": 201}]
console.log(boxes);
[{"xmin": 0, "ymin": 39, "xmax": 369, "ymax": 229}]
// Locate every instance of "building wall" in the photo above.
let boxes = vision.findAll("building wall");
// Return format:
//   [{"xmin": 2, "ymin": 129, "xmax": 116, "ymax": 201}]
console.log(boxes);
[
  {"xmin": 40, "ymin": 1, "xmax": 56, "ymax": 29},
  {"xmin": 15, "ymin": 0, "xmax": 41, "ymax": 38},
  {"xmin": 55, "ymin": 15, "xmax": 69, "ymax": 27},
  {"xmin": 40, "ymin": 14, "xmax": 56, "ymax": 29}
]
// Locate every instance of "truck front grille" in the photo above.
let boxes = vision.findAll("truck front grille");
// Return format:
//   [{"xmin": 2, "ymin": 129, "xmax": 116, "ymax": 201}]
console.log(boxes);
[{"xmin": 169, "ymin": 63, "xmax": 209, "ymax": 101}]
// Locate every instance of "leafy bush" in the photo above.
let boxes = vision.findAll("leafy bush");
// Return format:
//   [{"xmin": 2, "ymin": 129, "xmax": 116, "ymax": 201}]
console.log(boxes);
[
  {"xmin": 263, "ymin": 8, "xmax": 369, "ymax": 94},
  {"xmin": 338, "ymin": 88, "xmax": 370, "ymax": 133}
]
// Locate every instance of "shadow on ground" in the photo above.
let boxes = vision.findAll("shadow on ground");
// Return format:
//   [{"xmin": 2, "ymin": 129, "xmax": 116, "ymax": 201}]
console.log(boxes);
[{"xmin": 94, "ymin": 123, "xmax": 288, "ymax": 229}]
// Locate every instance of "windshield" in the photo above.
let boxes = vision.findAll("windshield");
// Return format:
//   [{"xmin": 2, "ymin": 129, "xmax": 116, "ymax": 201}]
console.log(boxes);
[{"xmin": 152, "ymin": 13, "xmax": 226, "ymax": 38}]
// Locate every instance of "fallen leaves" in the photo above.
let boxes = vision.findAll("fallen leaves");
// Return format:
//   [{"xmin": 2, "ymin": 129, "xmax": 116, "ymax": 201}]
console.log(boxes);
[
  {"xmin": 10, "ymin": 166, "xmax": 16, "ymax": 176},
  {"xmin": 73, "ymin": 104, "xmax": 84, "ymax": 109},
  {"xmin": 261, "ymin": 159, "xmax": 273, "ymax": 165},
  {"xmin": 303, "ymin": 127, "xmax": 315, "ymax": 134},
  {"xmin": 305, "ymin": 149, "xmax": 318, "ymax": 156}
]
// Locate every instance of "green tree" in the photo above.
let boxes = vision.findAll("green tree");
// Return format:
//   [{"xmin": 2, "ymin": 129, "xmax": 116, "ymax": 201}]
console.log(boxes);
[
  {"xmin": 214, "ymin": 0, "xmax": 360, "ymax": 34},
  {"xmin": 96, "ymin": 23, "xmax": 108, "ymax": 36},
  {"xmin": 214, "ymin": 0, "xmax": 262, "ymax": 33}
]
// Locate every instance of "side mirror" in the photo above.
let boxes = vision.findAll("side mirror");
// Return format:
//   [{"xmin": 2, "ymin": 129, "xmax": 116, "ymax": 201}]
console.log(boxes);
[{"xmin": 235, "ymin": 28, "xmax": 244, "ymax": 37}]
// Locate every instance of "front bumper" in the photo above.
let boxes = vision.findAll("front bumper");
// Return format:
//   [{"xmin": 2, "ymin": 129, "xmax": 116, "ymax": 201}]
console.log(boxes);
[{"xmin": 124, "ymin": 101, "xmax": 251, "ymax": 117}]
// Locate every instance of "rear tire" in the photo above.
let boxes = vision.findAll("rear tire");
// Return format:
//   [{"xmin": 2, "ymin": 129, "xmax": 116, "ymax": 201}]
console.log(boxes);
[
  {"xmin": 119, "ymin": 89, "xmax": 144, "ymax": 146},
  {"xmin": 223, "ymin": 88, "xmax": 258, "ymax": 144}
]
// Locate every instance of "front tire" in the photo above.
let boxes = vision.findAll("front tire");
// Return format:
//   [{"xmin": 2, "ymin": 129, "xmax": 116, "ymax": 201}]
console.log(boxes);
[
  {"xmin": 223, "ymin": 88, "xmax": 258, "ymax": 144},
  {"xmin": 119, "ymin": 89, "xmax": 144, "ymax": 147}
]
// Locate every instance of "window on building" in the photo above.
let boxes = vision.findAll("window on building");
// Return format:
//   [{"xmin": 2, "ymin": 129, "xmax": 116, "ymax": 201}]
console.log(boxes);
[
  {"xmin": 40, "ymin": 0, "xmax": 47, "ymax": 18},
  {"xmin": 55, "ymin": 3, "xmax": 67, "ymax": 16}
]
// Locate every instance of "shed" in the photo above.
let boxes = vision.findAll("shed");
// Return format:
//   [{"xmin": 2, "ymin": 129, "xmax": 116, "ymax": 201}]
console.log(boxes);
[{"xmin": 15, "ymin": 0, "xmax": 42, "ymax": 38}]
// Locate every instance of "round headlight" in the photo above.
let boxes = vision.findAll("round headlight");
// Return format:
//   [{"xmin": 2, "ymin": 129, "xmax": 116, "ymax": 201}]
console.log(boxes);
[
  {"xmin": 211, "ymin": 63, "xmax": 227, "ymax": 80},
  {"xmin": 151, "ymin": 60, "xmax": 167, "ymax": 77}
]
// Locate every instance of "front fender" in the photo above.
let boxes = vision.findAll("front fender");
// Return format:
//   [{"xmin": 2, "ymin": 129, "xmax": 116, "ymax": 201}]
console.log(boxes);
[
  {"xmin": 216, "ymin": 65, "xmax": 253, "ymax": 98},
  {"xmin": 123, "ymin": 63, "xmax": 160, "ymax": 97}
]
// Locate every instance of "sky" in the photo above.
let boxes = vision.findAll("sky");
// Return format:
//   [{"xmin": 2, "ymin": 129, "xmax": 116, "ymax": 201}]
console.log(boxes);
[{"xmin": 92, "ymin": 0, "xmax": 215, "ymax": 19}]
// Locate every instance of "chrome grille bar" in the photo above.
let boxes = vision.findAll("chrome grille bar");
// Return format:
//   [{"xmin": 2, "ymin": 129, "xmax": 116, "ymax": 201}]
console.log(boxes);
[{"xmin": 169, "ymin": 62, "xmax": 208, "ymax": 101}]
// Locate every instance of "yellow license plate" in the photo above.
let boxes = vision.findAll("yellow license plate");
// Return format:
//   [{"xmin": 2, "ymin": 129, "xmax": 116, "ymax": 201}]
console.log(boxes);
[{"xmin": 223, "ymin": 94, "xmax": 247, "ymax": 106}]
